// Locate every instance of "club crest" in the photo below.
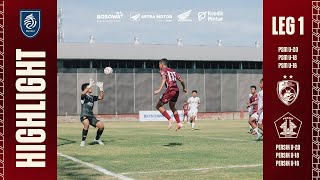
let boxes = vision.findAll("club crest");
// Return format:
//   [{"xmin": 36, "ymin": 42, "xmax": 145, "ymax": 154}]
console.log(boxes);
[
  {"xmin": 20, "ymin": 10, "xmax": 41, "ymax": 38},
  {"xmin": 277, "ymin": 75, "xmax": 299, "ymax": 106},
  {"xmin": 274, "ymin": 112, "xmax": 302, "ymax": 138}
]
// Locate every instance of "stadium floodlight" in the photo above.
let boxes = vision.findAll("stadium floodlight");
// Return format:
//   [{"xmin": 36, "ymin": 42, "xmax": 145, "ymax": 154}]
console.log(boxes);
[
  {"xmin": 217, "ymin": 40, "xmax": 223, "ymax": 47},
  {"xmin": 177, "ymin": 38, "xmax": 183, "ymax": 46},
  {"xmin": 255, "ymin": 40, "xmax": 260, "ymax": 48},
  {"xmin": 134, "ymin": 36, "xmax": 140, "ymax": 45},
  {"xmin": 89, "ymin": 35, "xmax": 95, "ymax": 44}
]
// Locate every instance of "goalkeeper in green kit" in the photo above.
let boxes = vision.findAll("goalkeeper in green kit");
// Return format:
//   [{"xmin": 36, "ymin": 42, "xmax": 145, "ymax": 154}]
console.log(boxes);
[{"xmin": 79, "ymin": 78, "xmax": 105, "ymax": 146}]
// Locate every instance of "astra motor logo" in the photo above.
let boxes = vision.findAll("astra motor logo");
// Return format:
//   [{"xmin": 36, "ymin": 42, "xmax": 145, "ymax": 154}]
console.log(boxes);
[
  {"xmin": 177, "ymin": 10, "xmax": 192, "ymax": 22},
  {"xmin": 130, "ymin": 12, "xmax": 141, "ymax": 21},
  {"xmin": 129, "ymin": 12, "xmax": 172, "ymax": 22},
  {"xmin": 20, "ymin": 10, "xmax": 41, "ymax": 38},
  {"xmin": 198, "ymin": 11, "xmax": 223, "ymax": 22},
  {"xmin": 97, "ymin": 11, "xmax": 123, "ymax": 23}
]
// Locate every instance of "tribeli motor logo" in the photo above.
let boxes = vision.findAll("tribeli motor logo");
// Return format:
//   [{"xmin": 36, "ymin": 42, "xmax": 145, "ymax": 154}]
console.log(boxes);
[{"xmin": 20, "ymin": 10, "xmax": 41, "ymax": 38}]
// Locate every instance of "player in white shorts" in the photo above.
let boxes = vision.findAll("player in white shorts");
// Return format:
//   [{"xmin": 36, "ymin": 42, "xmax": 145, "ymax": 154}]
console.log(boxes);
[
  {"xmin": 247, "ymin": 85, "xmax": 258, "ymax": 134},
  {"xmin": 255, "ymin": 79, "xmax": 264, "ymax": 140},
  {"xmin": 187, "ymin": 90, "xmax": 200, "ymax": 130},
  {"xmin": 257, "ymin": 79, "xmax": 263, "ymax": 126}
]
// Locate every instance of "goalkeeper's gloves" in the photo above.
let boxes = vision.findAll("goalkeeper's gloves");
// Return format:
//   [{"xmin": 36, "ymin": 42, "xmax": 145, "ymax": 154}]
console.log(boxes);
[
  {"xmin": 96, "ymin": 82, "xmax": 104, "ymax": 91},
  {"xmin": 88, "ymin": 78, "xmax": 94, "ymax": 88}
]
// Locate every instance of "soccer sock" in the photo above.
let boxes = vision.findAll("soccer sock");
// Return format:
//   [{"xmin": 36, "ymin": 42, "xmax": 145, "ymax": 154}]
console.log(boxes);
[
  {"xmin": 254, "ymin": 127, "xmax": 260, "ymax": 135},
  {"xmin": 82, "ymin": 129, "xmax": 88, "ymax": 141},
  {"xmin": 161, "ymin": 111, "xmax": 171, "ymax": 120},
  {"xmin": 95, "ymin": 128, "xmax": 104, "ymax": 140},
  {"xmin": 174, "ymin": 113, "xmax": 180, "ymax": 123},
  {"xmin": 192, "ymin": 123, "xmax": 195, "ymax": 129}
]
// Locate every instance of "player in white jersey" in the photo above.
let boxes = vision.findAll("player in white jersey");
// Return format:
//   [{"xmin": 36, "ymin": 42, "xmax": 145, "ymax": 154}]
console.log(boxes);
[
  {"xmin": 187, "ymin": 90, "xmax": 200, "ymax": 130},
  {"xmin": 249, "ymin": 79, "xmax": 263, "ymax": 140},
  {"xmin": 257, "ymin": 79, "xmax": 263, "ymax": 131}
]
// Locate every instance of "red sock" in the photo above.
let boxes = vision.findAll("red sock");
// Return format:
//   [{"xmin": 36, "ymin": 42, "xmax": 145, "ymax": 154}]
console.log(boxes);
[
  {"xmin": 174, "ymin": 113, "xmax": 180, "ymax": 123},
  {"xmin": 161, "ymin": 111, "xmax": 171, "ymax": 120}
]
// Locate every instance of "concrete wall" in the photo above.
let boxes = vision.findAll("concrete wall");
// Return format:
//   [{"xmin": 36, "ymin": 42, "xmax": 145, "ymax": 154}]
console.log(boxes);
[{"xmin": 58, "ymin": 68, "xmax": 262, "ymax": 115}]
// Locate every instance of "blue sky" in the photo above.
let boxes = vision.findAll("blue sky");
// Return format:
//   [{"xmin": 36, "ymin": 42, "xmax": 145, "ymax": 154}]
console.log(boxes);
[{"xmin": 58, "ymin": 0, "xmax": 262, "ymax": 46}]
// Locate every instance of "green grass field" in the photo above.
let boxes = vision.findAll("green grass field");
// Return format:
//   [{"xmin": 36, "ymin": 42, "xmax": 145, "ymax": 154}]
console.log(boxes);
[{"xmin": 58, "ymin": 120, "xmax": 262, "ymax": 180}]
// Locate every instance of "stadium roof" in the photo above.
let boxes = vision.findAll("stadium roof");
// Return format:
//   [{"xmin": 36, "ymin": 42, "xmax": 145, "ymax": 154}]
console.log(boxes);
[{"xmin": 58, "ymin": 43, "xmax": 262, "ymax": 62}]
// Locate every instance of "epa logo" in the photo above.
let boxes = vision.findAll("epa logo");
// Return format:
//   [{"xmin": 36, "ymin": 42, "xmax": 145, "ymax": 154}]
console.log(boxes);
[{"xmin": 20, "ymin": 10, "xmax": 41, "ymax": 38}]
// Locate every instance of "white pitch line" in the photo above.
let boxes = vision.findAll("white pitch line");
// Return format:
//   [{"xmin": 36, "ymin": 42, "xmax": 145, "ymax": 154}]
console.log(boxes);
[
  {"xmin": 120, "ymin": 164, "xmax": 263, "ymax": 175},
  {"xmin": 58, "ymin": 152, "xmax": 135, "ymax": 180}
]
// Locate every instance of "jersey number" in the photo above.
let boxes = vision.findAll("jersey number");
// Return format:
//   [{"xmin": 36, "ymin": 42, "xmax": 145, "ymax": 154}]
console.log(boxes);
[{"xmin": 167, "ymin": 72, "xmax": 176, "ymax": 82}]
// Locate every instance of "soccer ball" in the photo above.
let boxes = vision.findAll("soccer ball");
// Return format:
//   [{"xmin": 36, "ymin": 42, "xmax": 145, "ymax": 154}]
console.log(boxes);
[{"xmin": 104, "ymin": 67, "xmax": 113, "ymax": 75}]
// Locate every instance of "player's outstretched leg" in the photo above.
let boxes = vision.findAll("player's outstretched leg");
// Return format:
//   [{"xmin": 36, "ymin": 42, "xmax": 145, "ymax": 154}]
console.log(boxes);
[
  {"xmin": 169, "ymin": 101, "xmax": 183, "ymax": 131},
  {"xmin": 156, "ymin": 101, "xmax": 175, "ymax": 130},
  {"xmin": 94, "ymin": 121, "xmax": 105, "ymax": 145},
  {"xmin": 81, "ymin": 119, "xmax": 90, "ymax": 146}
]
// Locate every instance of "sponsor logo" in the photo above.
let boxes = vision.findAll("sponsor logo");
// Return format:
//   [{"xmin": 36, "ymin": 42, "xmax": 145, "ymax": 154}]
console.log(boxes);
[
  {"xmin": 177, "ymin": 10, "xmax": 192, "ymax": 22},
  {"xmin": 274, "ymin": 112, "xmax": 302, "ymax": 138},
  {"xmin": 277, "ymin": 75, "xmax": 299, "ymax": 106},
  {"xmin": 130, "ymin": 12, "xmax": 141, "ymax": 21},
  {"xmin": 198, "ymin": 12, "xmax": 206, "ymax": 21},
  {"xmin": 129, "ymin": 12, "xmax": 173, "ymax": 22},
  {"xmin": 97, "ymin": 11, "xmax": 123, "ymax": 22},
  {"xmin": 198, "ymin": 11, "xmax": 223, "ymax": 22},
  {"xmin": 20, "ymin": 10, "xmax": 41, "ymax": 38},
  {"xmin": 139, "ymin": 111, "xmax": 183, "ymax": 121}
]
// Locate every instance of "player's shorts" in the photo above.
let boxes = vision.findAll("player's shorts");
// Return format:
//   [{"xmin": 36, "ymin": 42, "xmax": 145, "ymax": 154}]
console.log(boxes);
[
  {"xmin": 258, "ymin": 112, "xmax": 263, "ymax": 124},
  {"xmin": 251, "ymin": 112, "xmax": 263, "ymax": 124},
  {"xmin": 188, "ymin": 109, "xmax": 198, "ymax": 117},
  {"xmin": 183, "ymin": 111, "xmax": 188, "ymax": 116},
  {"xmin": 80, "ymin": 116, "xmax": 100, "ymax": 127},
  {"xmin": 160, "ymin": 90, "xmax": 179, "ymax": 104},
  {"xmin": 250, "ymin": 112, "xmax": 259, "ymax": 120}
]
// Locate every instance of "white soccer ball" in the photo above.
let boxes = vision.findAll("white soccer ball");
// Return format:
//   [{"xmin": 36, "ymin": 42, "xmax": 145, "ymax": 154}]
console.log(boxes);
[{"xmin": 104, "ymin": 67, "xmax": 113, "ymax": 75}]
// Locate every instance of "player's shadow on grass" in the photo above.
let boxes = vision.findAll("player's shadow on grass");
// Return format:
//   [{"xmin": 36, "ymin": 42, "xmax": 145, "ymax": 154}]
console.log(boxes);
[
  {"xmin": 163, "ymin": 142, "xmax": 183, "ymax": 147},
  {"xmin": 58, "ymin": 159, "xmax": 102, "ymax": 179},
  {"xmin": 87, "ymin": 139, "xmax": 115, "ymax": 145},
  {"xmin": 58, "ymin": 137, "xmax": 77, "ymax": 147}
]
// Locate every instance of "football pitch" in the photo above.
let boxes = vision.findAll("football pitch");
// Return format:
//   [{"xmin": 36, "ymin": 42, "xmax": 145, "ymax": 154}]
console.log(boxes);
[{"xmin": 58, "ymin": 119, "xmax": 262, "ymax": 180}]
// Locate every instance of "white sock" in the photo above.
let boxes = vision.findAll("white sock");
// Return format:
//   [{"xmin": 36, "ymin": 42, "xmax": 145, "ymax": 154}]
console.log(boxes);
[
  {"xmin": 192, "ymin": 123, "xmax": 195, "ymax": 129},
  {"xmin": 254, "ymin": 127, "xmax": 260, "ymax": 135}
]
